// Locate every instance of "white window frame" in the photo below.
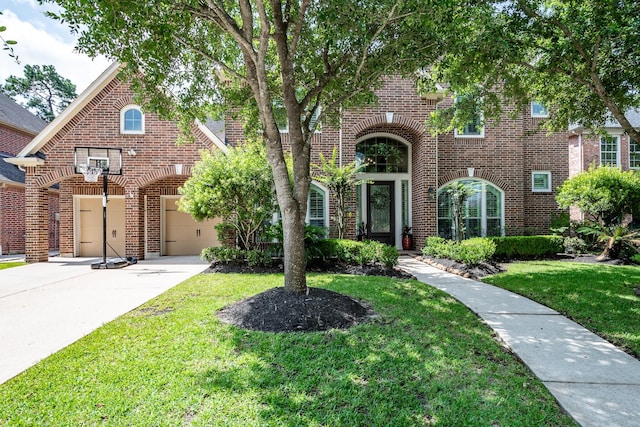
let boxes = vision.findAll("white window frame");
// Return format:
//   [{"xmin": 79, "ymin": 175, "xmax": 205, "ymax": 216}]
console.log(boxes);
[
  {"xmin": 531, "ymin": 101, "xmax": 549, "ymax": 118},
  {"xmin": 436, "ymin": 179, "xmax": 505, "ymax": 238},
  {"xmin": 306, "ymin": 182, "xmax": 329, "ymax": 230},
  {"xmin": 600, "ymin": 135, "xmax": 620, "ymax": 167},
  {"xmin": 120, "ymin": 105, "xmax": 145, "ymax": 134},
  {"xmin": 453, "ymin": 96, "xmax": 484, "ymax": 138},
  {"xmin": 532, "ymin": 171, "xmax": 552, "ymax": 192},
  {"xmin": 629, "ymin": 136, "xmax": 640, "ymax": 169}
]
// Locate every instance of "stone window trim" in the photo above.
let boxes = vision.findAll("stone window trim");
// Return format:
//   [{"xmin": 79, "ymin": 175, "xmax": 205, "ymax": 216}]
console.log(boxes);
[
  {"xmin": 531, "ymin": 171, "xmax": 552, "ymax": 193},
  {"xmin": 531, "ymin": 101, "xmax": 549, "ymax": 118},
  {"xmin": 120, "ymin": 105, "xmax": 145, "ymax": 134},
  {"xmin": 629, "ymin": 136, "xmax": 640, "ymax": 169},
  {"xmin": 600, "ymin": 134, "xmax": 620, "ymax": 167}
]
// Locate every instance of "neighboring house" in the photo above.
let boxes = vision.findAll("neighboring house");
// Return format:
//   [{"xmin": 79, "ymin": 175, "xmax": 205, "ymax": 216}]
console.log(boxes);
[
  {"xmin": 567, "ymin": 111, "xmax": 640, "ymax": 222},
  {"xmin": 0, "ymin": 93, "xmax": 58, "ymax": 255},
  {"xmin": 7, "ymin": 63, "xmax": 226, "ymax": 262},
  {"xmin": 226, "ymin": 77, "xmax": 569, "ymax": 249}
]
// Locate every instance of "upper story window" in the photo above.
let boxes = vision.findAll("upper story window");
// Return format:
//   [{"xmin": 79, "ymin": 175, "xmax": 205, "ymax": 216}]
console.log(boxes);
[
  {"xmin": 120, "ymin": 105, "xmax": 144, "ymax": 134},
  {"xmin": 531, "ymin": 101, "xmax": 549, "ymax": 118},
  {"xmin": 630, "ymin": 137, "xmax": 640, "ymax": 169},
  {"xmin": 356, "ymin": 137, "xmax": 409, "ymax": 173},
  {"xmin": 600, "ymin": 135, "xmax": 619, "ymax": 167},
  {"xmin": 277, "ymin": 107, "xmax": 322, "ymax": 134},
  {"xmin": 454, "ymin": 96, "xmax": 484, "ymax": 138}
]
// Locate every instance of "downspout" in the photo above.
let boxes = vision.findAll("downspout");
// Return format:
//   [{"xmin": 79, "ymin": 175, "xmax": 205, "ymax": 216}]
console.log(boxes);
[{"xmin": 338, "ymin": 106, "xmax": 343, "ymax": 167}]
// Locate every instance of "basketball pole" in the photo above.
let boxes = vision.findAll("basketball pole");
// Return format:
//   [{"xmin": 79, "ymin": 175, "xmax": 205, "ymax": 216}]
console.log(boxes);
[{"xmin": 102, "ymin": 171, "xmax": 108, "ymax": 267}]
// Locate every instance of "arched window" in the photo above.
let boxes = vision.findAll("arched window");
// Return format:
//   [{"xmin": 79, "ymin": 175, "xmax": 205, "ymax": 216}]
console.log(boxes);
[
  {"xmin": 307, "ymin": 183, "xmax": 328, "ymax": 228},
  {"xmin": 437, "ymin": 179, "xmax": 503, "ymax": 239},
  {"xmin": 356, "ymin": 137, "xmax": 408, "ymax": 173},
  {"xmin": 120, "ymin": 105, "xmax": 144, "ymax": 134}
]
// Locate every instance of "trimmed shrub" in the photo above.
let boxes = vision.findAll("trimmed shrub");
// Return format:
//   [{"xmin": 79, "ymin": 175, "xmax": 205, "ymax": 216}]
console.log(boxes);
[
  {"xmin": 380, "ymin": 244, "xmax": 400, "ymax": 269},
  {"xmin": 422, "ymin": 236, "xmax": 454, "ymax": 259},
  {"xmin": 422, "ymin": 236, "xmax": 495, "ymax": 266},
  {"xmin": 454, "ymin": 238, "xmax": 496, "ymax": 266},
  {"xmin": 489, "ymin": 235, "xmax": 563, "ymax": 260},
  {"xmin": 201, "ymin": 247, "xmax": 244, "ymax": 264},
  {"xmin": 563, "ymin": 236, "xmax": 588, "ymax": 255}
]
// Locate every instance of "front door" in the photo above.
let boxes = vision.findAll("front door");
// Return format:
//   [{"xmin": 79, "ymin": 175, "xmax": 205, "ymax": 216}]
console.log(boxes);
[{"xmin": 367, "ymin": 181, "xmax": 395, "ymax": 245}]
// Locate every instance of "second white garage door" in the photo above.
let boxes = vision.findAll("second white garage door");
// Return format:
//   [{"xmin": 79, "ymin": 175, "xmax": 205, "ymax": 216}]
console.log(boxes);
[{"xmin": 162, "ymin": 197, "xmax": 221, "ymax": 256}]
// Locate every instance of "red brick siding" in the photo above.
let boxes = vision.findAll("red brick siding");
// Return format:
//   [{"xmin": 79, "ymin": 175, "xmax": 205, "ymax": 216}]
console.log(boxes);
[
  {"xmin": 25, "ymin": 77, "xmax": 219, "ymax": 261},
  {"xmin": 228, "ymin": 76, "xmax": 568, "ymax": 246},
  {"xmin": 0, "ymin": 125, "xmax": 35, "ymax": 156}
]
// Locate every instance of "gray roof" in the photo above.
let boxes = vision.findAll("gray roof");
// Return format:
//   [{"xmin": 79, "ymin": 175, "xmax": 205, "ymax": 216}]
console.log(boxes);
[
  {"xmin": 0, "ymin": 152, "xmax": 25, "ymax": 185},
  {"xmin": 0, "ymin": 93, "xmax": 48, "ymax": 135},
  {"xmin": 569, "ymin": 109, "xmax": 640, "ymax": 133},
  {"xmin": 204, "ymin": 117, "xmax": 225, "ymax": 144}
]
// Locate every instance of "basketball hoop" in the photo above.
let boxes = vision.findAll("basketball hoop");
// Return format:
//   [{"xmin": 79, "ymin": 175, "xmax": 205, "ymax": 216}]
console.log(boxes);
[{"xmin": 77, "ymin": 164, "xmax": 103, "ymax": 182}]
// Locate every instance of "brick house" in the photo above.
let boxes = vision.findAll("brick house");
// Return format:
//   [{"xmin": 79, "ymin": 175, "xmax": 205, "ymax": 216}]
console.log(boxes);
[
  {"xmin": 11, "ymin": 64, "xmax": 568, "ymax": 261},
  {"xmin": 567, "ymin": 111, "xmax": 640, "ymax": 222},
  {"xmin": 0, "ymin": 93, "xmax": 59, "ymax": 255},
  {"xmin": 226, "ymin": 76, "xmax": 569, "ymax": 249},
  {"xmin": 7, "ymin": 63, "xmax": 226, "ymax": 262}
]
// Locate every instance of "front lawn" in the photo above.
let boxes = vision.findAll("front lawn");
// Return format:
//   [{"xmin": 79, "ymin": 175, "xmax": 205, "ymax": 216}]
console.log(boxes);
[
  {"xmin": 0, "ymin": 273, "xmax": 575, "ymax": 426},
  {"xmin": 483, "ymin": 261, "xmax": 640, "ymax": 358},
  {"xmin": 0, "ymin": 261, "xmax": 26, "ymax": 270}
]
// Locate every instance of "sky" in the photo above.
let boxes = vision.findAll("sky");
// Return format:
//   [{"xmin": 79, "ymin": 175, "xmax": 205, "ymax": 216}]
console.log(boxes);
[{"xmin": 1, "ymin": 0, "xmax": 111, "ymax": 94}]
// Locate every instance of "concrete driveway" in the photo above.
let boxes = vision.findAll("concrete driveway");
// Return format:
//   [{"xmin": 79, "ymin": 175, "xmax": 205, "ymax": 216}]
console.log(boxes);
[{"xmin": 0, "ymin": 256, "xmax": 208, "ymax": 384}]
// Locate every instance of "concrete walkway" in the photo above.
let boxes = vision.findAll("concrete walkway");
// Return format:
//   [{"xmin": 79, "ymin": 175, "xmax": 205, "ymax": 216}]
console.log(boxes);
[
  {"xmin": 0, "ymin": 256, "xmax": 208, "ymax": 385},
  {"xmin": 399, "ymin": 256, "xmax": 640, "ymax": 427}
]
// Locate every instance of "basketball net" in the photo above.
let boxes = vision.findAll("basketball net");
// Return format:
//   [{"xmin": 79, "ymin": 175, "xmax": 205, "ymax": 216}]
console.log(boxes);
[{"xmin": 77, "ymin": 165, "xmax": 103, "ymax": 183}]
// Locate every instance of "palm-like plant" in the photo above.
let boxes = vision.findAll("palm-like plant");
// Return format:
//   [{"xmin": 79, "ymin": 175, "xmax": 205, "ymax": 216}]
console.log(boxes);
[{"xmin": 578, "ymin": 224, "xmax": 640, "ymax": 260}]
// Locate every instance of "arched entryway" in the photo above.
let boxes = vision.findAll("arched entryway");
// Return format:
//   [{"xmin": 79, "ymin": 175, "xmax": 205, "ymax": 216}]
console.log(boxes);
[{"xmin": 355, "ymin": 134, "xmax": 411, "ymax": 248}]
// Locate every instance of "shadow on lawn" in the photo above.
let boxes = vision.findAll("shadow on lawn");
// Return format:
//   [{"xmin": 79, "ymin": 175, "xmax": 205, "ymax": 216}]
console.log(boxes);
[{"xmin": 192, "ymin": 275, "xmax": 575, "ymax": 426}]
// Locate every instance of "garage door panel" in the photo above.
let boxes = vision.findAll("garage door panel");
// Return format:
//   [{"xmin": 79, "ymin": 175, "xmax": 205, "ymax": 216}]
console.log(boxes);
[
  {"xmin": 164, "ymin": 202, "xmax": 221, "ymax": 256},
  {"xmin": 78, "ymin": 197, "xmax": 126, "ymax": 257}
]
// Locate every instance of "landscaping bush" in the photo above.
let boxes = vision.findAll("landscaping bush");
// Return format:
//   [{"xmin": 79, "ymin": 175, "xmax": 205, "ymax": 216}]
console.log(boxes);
[
  {"xmin": 489, "ymin": 235, "xmax": 563, "ymax": 260},
  {"xmin": 454, "ymin": 237, "xmax": 496, "ymax": 266},
  {"xmin": 422, "ymin": 236, "xmax": 454, "ymax": 259},
  {"xmin": 202, "ymin": 238, "xmax": 400, "ymax": 269},
  {"xmin": 201, "ymin": 247, "xmax": 244, "ymax": 264},
  {"xmin": 563, "ymin": 236, "xmax": 588, "ymax": 255},
  {"xmin": 422, "ymin": 236, "xmax": 495, "ymax": 266}
]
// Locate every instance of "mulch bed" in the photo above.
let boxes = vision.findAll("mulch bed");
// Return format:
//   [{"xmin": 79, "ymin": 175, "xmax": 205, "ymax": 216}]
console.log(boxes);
[
  {"xmin": 216, "ymin": 287, "xmax": 377, "ymax": 333},
  {"xmin": 207, "ymin": 260, "xmax": 411, "ymax": 333}
]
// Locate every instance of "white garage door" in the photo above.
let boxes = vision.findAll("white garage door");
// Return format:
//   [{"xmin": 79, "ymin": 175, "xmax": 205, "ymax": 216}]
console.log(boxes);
[
  {"xmin": 162, "ymin": 197, "xmax": 221, "ymax": 256},
  {"xmin": 77, "ymin": 197, "xmax": 126, "ymax": 257}
]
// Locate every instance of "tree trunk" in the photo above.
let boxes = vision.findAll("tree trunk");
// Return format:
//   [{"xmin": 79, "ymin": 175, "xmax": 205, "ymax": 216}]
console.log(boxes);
[{"xmin": 281, "ymin": 207, "xmax": 308, "ymax": 294}]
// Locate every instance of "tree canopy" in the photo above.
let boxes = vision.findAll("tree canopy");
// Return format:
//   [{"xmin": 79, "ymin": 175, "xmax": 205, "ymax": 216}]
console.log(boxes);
[
  {"xmin": 1, "ymin": 64, "xmax": 77, "ymax": 122},
  {"xmin": 45, "ymin": 0, "xmax": 462, "ymax": 293},
  {"xmin": 423, "ymin": 0, "xmax": 640, "ymax": 142}
]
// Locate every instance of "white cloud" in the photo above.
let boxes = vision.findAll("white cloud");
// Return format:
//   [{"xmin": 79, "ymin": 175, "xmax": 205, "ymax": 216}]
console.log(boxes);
[{"xmin": 1, "ymin": 9, "xmax": 111, "ymax": 94}]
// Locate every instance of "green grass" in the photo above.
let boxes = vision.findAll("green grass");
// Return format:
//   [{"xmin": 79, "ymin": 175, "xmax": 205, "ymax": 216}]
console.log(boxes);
[
  {"xmin": 0, "ymin": 261, "xmax": 26, "ymax": 270},
  {"xmin": 0, "ymin": 273, "xmax": 576, "ymax": 426},
  {"xmin": 483, "ymin": 261, "xmax": 640, "ymax": 357}
]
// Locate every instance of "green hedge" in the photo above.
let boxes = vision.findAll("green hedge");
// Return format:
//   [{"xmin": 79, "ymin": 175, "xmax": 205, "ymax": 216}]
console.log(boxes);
[
  {"xmin": 422, "ymin": 237, "xmax": 496, "ymax": 266},
  {"xmin": 488, "ymin": 235, "xmax": 563, "ymax": 260},
  {"xmin": 202, "ymin": 238, "xmax": 399, "ymax": 269}
]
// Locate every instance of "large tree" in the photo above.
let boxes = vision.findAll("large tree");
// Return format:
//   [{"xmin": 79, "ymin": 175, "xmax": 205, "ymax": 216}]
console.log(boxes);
[
  {"xmin": 1, "ymin": 64, "xmax": 77, "ymax": 122},
  {"xmin": 424, "ymin": 0, "xmax": 640, "ymax": 142},
  {"xmin": 46, "ymin": 0, "xmax": 459, "ymax": 294}
]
